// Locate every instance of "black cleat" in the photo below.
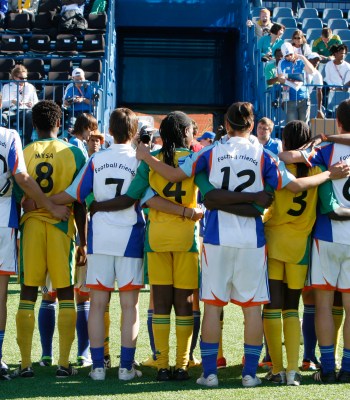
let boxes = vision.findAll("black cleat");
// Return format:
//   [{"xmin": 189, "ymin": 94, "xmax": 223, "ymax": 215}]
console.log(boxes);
[
  {"xmin": 156, "ymin": 368, "xmax": 172, "ymax": 381},
  {"xmin": 173, "ymin": 368, "xmax": 190, "ymax": 381}
]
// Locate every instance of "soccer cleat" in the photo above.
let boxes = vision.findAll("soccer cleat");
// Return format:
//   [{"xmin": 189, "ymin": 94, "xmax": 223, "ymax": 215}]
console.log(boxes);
[
  {"xmin": 56, "ymin": 364, "xmax": 78, "ymax": 378},
  {"xmin": 118, "ymin": 366, "xmax": 142, "ymax": 381},
  {"xmin": 196, "ymin": 373, "xmax": 219, "ymax": 387},
  {"xmin": 301, "ymin": 359, "xmax": 318, "ymax": 371},
  {"xmin": 0, "ymin": 368, "xmax": 11, "ymax": 381},
  {"xmin": 89, "ymin": 367, "xmax": 106, "ymax": 381},
  {"xmin": 286, "ymin": 370, "xmax": 302, "ymax": 386},
  {"xmin": 77, "ymin": 356, "xmax": 92, "ymax": 367},
  {"xmin": 1, "ymin": 360, "xmax": 9, "ymax": 370},
  {"xmin": 242, "ymin": 375, "xmax": 262, "ymax": 387},
  {"xmin": 173, "ymin": 368, "xmax": 190, "ymax": 381},
  {"xmin": 312, "ymin": 369, "xmax": 336, "ymax": 384},
  {"xmin": 188, "ymin": 355, "xmax": 201, "ymax": 368},
  {"xmin": 104, "ymin": 355, "xmax": 111, "ymax": 369},
  {"xmin": 39, "ymin": 356, "xmax": 53, "ymax": 367},
  {"xmin": 156, "ymin": 368, "xmax": 172, "ymax": 381},
  {"xmin": 10, "ymin": 366, "xmax": 34, "ymax": 378},
  {"xmin": 337, "ymin": 369, "xmax": 350, "ymax": 383},
  {"xmin": 142, "ymin": 356, "xmax": 157, "ymax": 368},
  {"xmin": 217, "ymin": 356, "xmax": 227, "ymax": 369},
  {"xmin": 259, "ymin": 360, "xmax": 273, "ymax": 370},
  {"xmin": 265, "ymin": 370, "xmax": 286, "ymax": 384}
]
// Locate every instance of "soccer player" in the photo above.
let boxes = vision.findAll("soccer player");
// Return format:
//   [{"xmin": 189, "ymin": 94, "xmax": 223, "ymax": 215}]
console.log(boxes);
[
  {"xmin": 0, "ymin": 125, "xmax": 69, "ymax": 380},
  {"xmin": 279, "ymin": 99, "xmax": 350, "ymax": 384},
  {"xmin": 13, "ymin": 100, "xmax": 87, "ymax": 378},
  {"xmin": 135, "ymin": 102, "xmax": 348, "ymax": 388}
]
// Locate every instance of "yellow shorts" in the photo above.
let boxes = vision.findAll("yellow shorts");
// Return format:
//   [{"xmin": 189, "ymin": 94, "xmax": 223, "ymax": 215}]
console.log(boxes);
[
  {"xmin": 268, "ymin": 258, "xmax": 307, "ymax": 290},
  {"xmin": 19, "ymin": 218, "xmax": 75, "ymax": 289},
  {"xmin": 146, "ymin": 251, "xmax": 199, "ymax": 289}
]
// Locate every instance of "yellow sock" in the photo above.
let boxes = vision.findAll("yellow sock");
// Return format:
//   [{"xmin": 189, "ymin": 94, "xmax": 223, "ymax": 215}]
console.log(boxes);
[
  {"xmin": 152, "ymin": 314, "xmax": 170, "ymax": 370},
  {"xmin": 282, "ymin": 309, "xmax": 300, "ymax": 372},
  {"xmin": 104, "ymin": 303, "xmax": 110, "ymax": 357},
  {"xmin": 332, "ymin": 306, "xmax": 344, "ymax": 361},
  {"xmin": 217, "ymin": 319, "xmax": 224, "ymax": 359},
  {"xmin": 16, "ymin": 301, "xmax": 35, "ymax": 369},
  {"xmin": 175, "ymin": 316, "xmax": 193, "ymax": 369},
  {"xmin": 263, "ymin": 309, "xmax": 283, "ymax": 374},
  {"xmin": 58, "ymin": 301, "xmax": 76, "ymax": 368}
]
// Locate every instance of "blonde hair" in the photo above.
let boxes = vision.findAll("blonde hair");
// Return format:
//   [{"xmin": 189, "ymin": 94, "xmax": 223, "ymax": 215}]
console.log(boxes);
[{"xmin": 11, "ymin": 65, "xmax": 27, "ymax": 79}]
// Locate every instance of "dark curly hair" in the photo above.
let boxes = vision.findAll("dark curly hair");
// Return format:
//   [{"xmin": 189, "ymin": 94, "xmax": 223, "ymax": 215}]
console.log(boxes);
[
  {"xmin": 32, "ymin": 100, "xmax": 62, "ymax": 131},
  {"xmin": 330, "ymin": 43, "xmax": 348, "ymax": 56}
]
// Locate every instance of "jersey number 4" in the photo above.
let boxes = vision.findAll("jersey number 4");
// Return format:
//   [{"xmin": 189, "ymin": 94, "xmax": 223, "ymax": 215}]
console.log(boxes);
[{"xmin": 163, "ymin": 182, "xmax": 186, "ymax": 203}]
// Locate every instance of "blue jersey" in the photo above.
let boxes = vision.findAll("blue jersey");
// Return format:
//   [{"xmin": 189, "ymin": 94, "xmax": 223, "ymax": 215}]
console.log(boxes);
[
  {"xmin": 264, "ymin": 137, "xmax": 282, "ymax": 155},
  {"xmin": 278, "ymin": 58, "xmax": 308, "ymax": 101}
]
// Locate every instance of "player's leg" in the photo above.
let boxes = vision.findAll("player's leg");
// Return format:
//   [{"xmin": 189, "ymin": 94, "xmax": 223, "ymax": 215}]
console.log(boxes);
[
  {"xmin": 142, "ymin": 287, "xmax": 157, "ymax": 367},
  {"xmin": 217, "ymin": 309, "xmax": 226, "ymax": 368},
  {"xmin": 301, "ymin": 289, "xmax": 319, "ymax": 370},
  {"xmin": 338, "ymin": 292, "xmax": 350, "ymax": 382},
  {"xmin": 0, "ymin": 275, "xmax": 10, "ymax": 379},
  {"xmin": 103, "ymin": 295, "xmax": 111, "ymax": 368},
  {"xmin": 188, "ymin": 289, "xmax": 201, "ymax": 367},
  {"xmin": 38, "ymin": 289, "xmax": 57, "ymax": 366},
  {"xmin": 332, "ymin": 290, "xmax": 344, "ymax": 369},
  {"xmin": 75, "ymin": 290, "xmax": 91, "ymax": 366}
]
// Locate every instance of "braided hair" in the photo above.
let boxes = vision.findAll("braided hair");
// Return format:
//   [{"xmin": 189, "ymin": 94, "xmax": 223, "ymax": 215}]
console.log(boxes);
[
  {"xmin": 282, "ymin": 120, "xmax": 310, "ymax": 178},
  {"xmin": 159, "ymin": 111, "xmax": 192, "ymax": 167}
]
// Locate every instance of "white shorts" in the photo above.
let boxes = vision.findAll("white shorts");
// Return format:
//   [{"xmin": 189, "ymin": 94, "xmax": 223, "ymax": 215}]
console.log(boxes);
[
  {"xmin": 310, "ymin": 239, "xmax": 350, "ymax": 292},
  {"xmin": 86, "ymin": 254, "xmax": 144, "ymax": 291},
  {"xmin": 75, "ymin": 263, "xmax": 90, "ymax": 296},
  {"xmin": 200, "ymin": 243, "xmax": 269, "ymax": 307},
  {"xmin": 0, "ymin": 227, "xmax": 17, "ymax": 275},
  {"xmin": 41, "ymin": 273, "xmax": 57, "ymax": 297}
]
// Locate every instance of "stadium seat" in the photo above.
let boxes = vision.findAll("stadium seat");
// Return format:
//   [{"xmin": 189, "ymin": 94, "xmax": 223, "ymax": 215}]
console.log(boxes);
[
  {"xmin": 276, "ymin": 17, "xmax": 297, "ymax": 28},
  {"xmin": 48, "ymin": 71, "xmax": 70, "ymax": 81},
  {"xmin": 306, "ymin": 28, "xmax": 322, "ymax": 44},
  {"xmin": 301, "ymin": 18, "xmax": 323, "ymax": 32},
  {"xmin": 297, "ymin": 8, "xmax": 318, "ymax": 22},
  {"xmin": 22, "ymin": 58, "xmax": 46, "ymax": 80},
  {"xmin": 32, "ymin": 12, "xmax": 58, "ymax": 38},
  {"xmin": 341, "ymin": 40, "xmax": 350, "ymax": 49},
  {"xmin": 37, "ymin": 0, "xmax": 61, "ymax": 14},
  {"xmin": 281, "ymin": 27, "xmax": 297, "ymax": 41},
  {"xmin": 50, "ymin": 58, "xmax": 73, "ymax": 72},
  {"xmin": 82, "ymin": 34, "xmax": 105, "ymax": 56},
  {"xmin": 55, "ymin": 34, "xmax": 78, "ymax": 56},
  {"xmin": 0, "ymin": 58, "xmax": 15, "ymax": 73},
  {"xmin": 272, "ymin": 7, "xmax": 293, "ymax": 19},
  {"xmin": 5, "ymin": 12, "xmax": 32, "ymax": 33},
  {"xmin": 0, "ymin": 34, "xmax": 24, "ymax": 55},
  {"xmin": 28, "ymin": 34, "xmax": 52, "ymax": 54},
  {"xmin": 327, "ymin": 19, "xmax": 348, "ymax": 31},
  {"xmin": 251, "ymin": 7, "xmax": 265, "ymax": 18},
  {"xmin": 332, "ymin": 29, "xmax": 350, "ymax": 41},
  {"xmin": 80, "ymin": 58, "xmax": 102, "ymax": 74},
  {"xmin": 86, "ymin": 12, "xmax": 107, "ymax": 33},
  {"xmin": 0, "ymin": 72, "xmax": 11, "ymax": 80},
  {"xmin": 322, "ymin": 8, "xmax": 343, "ymax": 23},
  {"xmin": 327, "ymin": 90, "xmax": 350, "ymax": 117},
  {"xmin": 84, "ymin": 71, "xmax": 100, "ymax": 82},
  {"xmin": 42, "ymin": 84, "xmax": 65, "ymax": 106}
]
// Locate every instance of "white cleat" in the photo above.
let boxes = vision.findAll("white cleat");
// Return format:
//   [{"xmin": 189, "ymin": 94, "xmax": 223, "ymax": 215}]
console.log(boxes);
[
  {"xmin": 242, "ymin": 374, "xmax": 262, "ymax": 387},
  {"xmin": 286, "ymin": 370, "xmax": 302, "ymax": 386},
  {"xmin": 196, "ymin": 373, "xmax": 219, "ymax": 387},
  {"xmin": 118, "ymin": 366, "xmax": 142, "ymax": 381},
  {"xmin": 89, "ymin": 367, "xmax": 106, "ymax": 381}
]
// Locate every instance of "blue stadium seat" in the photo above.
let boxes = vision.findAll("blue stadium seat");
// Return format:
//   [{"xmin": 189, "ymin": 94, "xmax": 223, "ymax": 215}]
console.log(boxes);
[
  {"xmin": 272, "ymin": 7, "xmax": 293, "ymax": 19},
  {"xmin": 327, "ymin": 90, "xmax": 350, "ymax": 117},
  {"xmin": 297, "ymin": 8, "xmax": 318, "ymax": 22},
  {"xmin": 306, "ymin": 28, "xmax": 322, "ymax": 44},
  {"xmin": 327, "ymin": 19, "xmax": 348, "ymax": 31},
  {"xmin": 251, "ymin": 7, "xmax": 265, "ymax": 18},
  {"xmin": 281, "ymin": 27, "xmax": 297, "ymax": 41},
  {"xmin": 277, "ymin": 17, "xmax": 297, "ymax": 28},
  {"xmin": 322, "ymin": 8, "xmax": 343, "ymax": 23},
  {"xmin": 332, "ymin": 29, "xmax": 350, "ymax": 41},
  {"xmin": 301, "ymin": 18, "xmax": 323, "ymax": 32}
]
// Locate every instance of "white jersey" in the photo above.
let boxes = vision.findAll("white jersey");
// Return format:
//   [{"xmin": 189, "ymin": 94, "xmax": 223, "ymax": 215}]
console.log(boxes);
[
  {"xmin": 0, "ymin": 127, "xmax": 27, "ymax": 228},
  {"xmin": 66, "ymin": 143, "xmax": 145, "ymax": 257}
]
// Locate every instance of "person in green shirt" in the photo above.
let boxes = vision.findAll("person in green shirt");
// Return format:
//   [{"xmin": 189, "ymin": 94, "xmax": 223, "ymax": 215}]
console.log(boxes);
[{"xmin": 312, "ymin": 28, "xmax": 342, "ymax": 62}]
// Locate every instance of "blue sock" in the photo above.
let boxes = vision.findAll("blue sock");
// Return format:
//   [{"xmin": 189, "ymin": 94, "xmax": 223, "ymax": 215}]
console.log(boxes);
[
  {"xmin": 147, "ymin": 309, "xmax": 156, "ymax": 360},
  {"xmin": 76, "ymin": 301, "xmax": 90, "ymax": 359},
  {"xmin": 200, "ymin": 340, "xmax": 219, "ymax": 378},
  {"xmin": 302, "ymin": 305, "xmax": 317, "ymax": 362},
  {"xmin": 90, "ymin": 346, "xmax": 104, "ymax": 369},
  {"xmin": 341, "ymin": 348, "xmax": 350, "ymax": 372},
  {"xmin": 319, "ymin": 345, "xmax": 335, "ymax": 373},
  {"xmin": 120, "ymin": 346, "xmax": 136, "ymax": 370},
  {"xmin": 0, "ymin": 330, "xmax": 4, "ymax": 361},
  {"xmin": 190, "ymin": 311, "xmax": 201, "ymax": 358},
  {"xmin": 242, "ymin": 343, "xmax": 263, "ymax": 378},
  {"xmin": 38, "ymin": 300, "xmax": 56, "ymax": 358}
]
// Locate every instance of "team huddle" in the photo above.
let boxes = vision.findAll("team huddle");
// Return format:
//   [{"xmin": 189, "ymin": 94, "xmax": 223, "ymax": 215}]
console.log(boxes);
[{"xmin": 1, "ymin": 99, "xmax": 350, "ymax": 388}]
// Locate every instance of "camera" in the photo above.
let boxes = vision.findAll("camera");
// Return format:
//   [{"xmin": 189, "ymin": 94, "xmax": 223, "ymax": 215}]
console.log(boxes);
[{"xmin": 139, "ymin": 126, "xmax": 152, "ymax": 144}]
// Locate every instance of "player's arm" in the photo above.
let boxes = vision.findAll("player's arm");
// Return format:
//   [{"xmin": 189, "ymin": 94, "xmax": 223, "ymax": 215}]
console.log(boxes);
[
  {"xmin": 204, "ymin": 200, "xmax": 263, "ymax": 217},
  {"xmin": 145, "ymin": 196, "xmax": 203, "ymax": 221},
  {"xmin": 73, "ymin": 201, "xmax": 87, "ymax": 265},
  {"xmin": 318, "ymin": 178, "xmax": 350, "ymax": 221},
  {"xmin": 299, "ymin": 133, "xmax": 350, "ymax": 150},
  {"xmin": 278, "ymin": 150, "xmax": 305, "ymax": 164}
]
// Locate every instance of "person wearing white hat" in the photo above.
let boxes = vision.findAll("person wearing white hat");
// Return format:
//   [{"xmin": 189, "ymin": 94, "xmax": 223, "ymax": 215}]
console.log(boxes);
[{"xmin": 277, "ymin": 42, "xmax": 315, "ymax": 123}]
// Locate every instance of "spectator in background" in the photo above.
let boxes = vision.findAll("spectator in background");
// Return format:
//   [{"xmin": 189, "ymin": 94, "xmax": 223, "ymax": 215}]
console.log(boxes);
[
  {"xmin": 1, "ymin": 65, "xmax": 38, "ymax": 145},
  {"xmin": 87, "ymin": 130, "xmax": 104, "ymax": 157},
  {"xmin": 190, "ymin": 119, "xmax": 203, "ymax": 152},
  {"xmin": 69, "ymin": 113, "xmax": 99, "ymax": 159},
  {"xmin": 291, "ymin": 29, "xmax": 312, "ymax": 57},
  {"xmin": 324, "ymin": 44, "xmax": 350, "ymax": 89},
  {"xmin": 8, "ymin": 0, "xmax": 39, "ymax": 15},
  {"xmin": 258, "ymin": 23, "xmax": 285, "ymax": 62},
  {"xmin": 306, "ymin": 53, "xmax": 325, "ymax": 119},
  {"xmin": 256, "ymin": 117, "xmax": 282, "ymax": 155},
  {"xmin": 291, "ymin": 0, "xmax": 306, "ymax": 16},
  {"xmin": 247, "ymin": 8, "xmax": 273, "ymax": 39},
  {"xmin": 312, "ymin": 28, "xmax": 342, "ymax": 62},
  {"xmin": 0, "ymin": 0, "xmax": 8, "ymax": 27},
  {"xmin": 265, "ymin": 48, "xmax": 283, "ymax": 88},
  {"xmin": 278, "ymin": 42, "xmax": 315, "ymax": 124},
  {"xmin": 151, "ymin": 129, "xmax": 162, "ymax": 150},
  {"xmin": 196, "ymin": 131, "xmax": 215, "ymax": 147},
  {"xmin": 63, "ymin": 68, "xmax": 93, "ymax": 128}
]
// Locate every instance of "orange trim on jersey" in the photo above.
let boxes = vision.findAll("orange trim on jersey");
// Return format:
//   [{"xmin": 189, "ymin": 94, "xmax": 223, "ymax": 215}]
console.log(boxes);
[
  {"xmin": 314, "ymin": 238, "xmax": 320, "ymax": 252},
  {"xmin": 86, "ymin": 279, "xmax": 114, "ymax": 292},
  {"xmin": 208, "ymin": 150, "xmax": 213, "ymax": 172},
  {"xmin": 302, "ymin": 285, "xmax": 313, "ymax": 292},
  {"xmin": 0, "ymin": 270, "xmax": 16, "ymax": 275},
  {"xmin": 231, "ymin": 297, "xmax": 269, "ymax": 307},
  {"xmin": 74, "ymin": 287, "xmax": 90, "ymax": 297},
  {"xmin": 119, "ymin": 283, "xmax": 144, "ymax": 292},
  {"xmin": 312, "ymin": 282, "xmax": 336, "ymax": 291},
  {"xmin": 202, "ymin": 298, "xmax": 228, "ymax": 307},
  {"xmin": 260, "ymin": 152, "xmax": 265, "ymax": 187},
  {"xmin": 202, "ymin": 244, "xmax": 208, "ymax": 266},
  {"xmin": 77, "ymin": 161, "xmax": 93, "ymax": 204},
  {"xmin": 334, "ymin": 287, "xmax": 350, "ymax": 293}
]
